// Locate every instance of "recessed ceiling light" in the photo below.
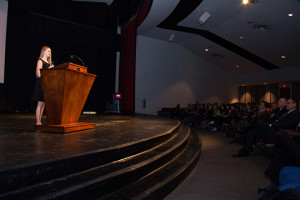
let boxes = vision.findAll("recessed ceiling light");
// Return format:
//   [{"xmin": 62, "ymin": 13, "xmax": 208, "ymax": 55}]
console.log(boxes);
[
  {"xmin": 240, "ymin": 36, "xmax": 244, "ymax": 39},
  {"xmin": 205, "ymin": 48, "xmax": 209, "ymax": 52},
  {"xmin": 264, "ymin": 83, "xmax": 267, "ymax": 85},
  {"xmin": 281, "ymin": 56, "xmax": 286, "ymax": 59},
  {"xmin": 242, "ymin": 0, "xmax": 249, "ymax": 5},
  {"xmin": 236, "ymin": 65, "xmax": 240, "ymax": 68},
  {"xmin": 242, "ymin": 0, "xmax": 258, "ymax": 5},
  {"xmin": 288, "ymin": 13, "xmax": 293, "ymax": 17}
]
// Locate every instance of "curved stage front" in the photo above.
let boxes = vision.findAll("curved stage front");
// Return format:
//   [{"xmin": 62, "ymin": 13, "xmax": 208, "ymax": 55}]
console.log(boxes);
[{"xmin": 0, "ymin": 114, "xmax": 201, "ymax": 200}]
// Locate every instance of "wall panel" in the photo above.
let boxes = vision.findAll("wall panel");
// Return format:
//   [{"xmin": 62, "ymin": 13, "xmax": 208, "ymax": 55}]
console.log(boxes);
[
  {"xmin": 239, "ymin": 86, "xmax": 246, "ymax": 103},
  {"xmin": 292, "ymin": 82, "xmax": 300, "ymax": 100},
  {"xmin": 245, "ymin": 86, "xmax": 252, "ymax": 103},
  {"xmin": 251, "ymin": 85, "xmax": 258, "ymax": 103}
]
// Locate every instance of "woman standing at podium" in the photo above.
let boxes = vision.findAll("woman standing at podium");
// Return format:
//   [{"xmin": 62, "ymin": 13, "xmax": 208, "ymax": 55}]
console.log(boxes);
[{"xmin": 32, "ymin": 46, "xmax": 54, "ymax": 127}]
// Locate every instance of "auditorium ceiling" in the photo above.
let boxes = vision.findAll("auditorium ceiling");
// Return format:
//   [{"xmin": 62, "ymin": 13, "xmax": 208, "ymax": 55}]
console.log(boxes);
[{"xmin": 75, "ymin": 0, "xmax": 300, "ymax": 74}]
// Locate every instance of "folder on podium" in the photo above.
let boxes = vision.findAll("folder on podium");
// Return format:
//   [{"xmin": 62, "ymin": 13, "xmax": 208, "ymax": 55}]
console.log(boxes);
[{"xmin": 37, "ymin": 62, "xmax": 96, "ymax": 133}]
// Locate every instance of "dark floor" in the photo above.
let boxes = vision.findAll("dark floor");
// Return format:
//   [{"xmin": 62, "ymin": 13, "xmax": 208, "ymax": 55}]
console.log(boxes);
[
  {"xmin": 165, "ymin": 129, "xmax": 273, "ymax": 200},
  {"xmin": 0, "ymin": 113, "xmax": 178, "ymax": 170}
]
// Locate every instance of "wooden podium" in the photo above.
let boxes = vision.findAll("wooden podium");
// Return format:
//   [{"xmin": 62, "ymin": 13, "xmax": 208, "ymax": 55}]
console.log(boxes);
[{"xmin": 37, "ymin": 62, "xmax": 96, "ymax": 133}]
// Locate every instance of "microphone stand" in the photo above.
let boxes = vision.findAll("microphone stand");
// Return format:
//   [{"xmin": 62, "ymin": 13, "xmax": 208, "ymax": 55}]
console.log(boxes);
[{"xmin": 70, "ymin": 55, "xmax": 85, "ymax": 66}]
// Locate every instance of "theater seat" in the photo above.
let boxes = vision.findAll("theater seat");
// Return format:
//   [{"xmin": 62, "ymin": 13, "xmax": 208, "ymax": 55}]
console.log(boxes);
[
  {"xmin": 280, "ymin": 121, "xmax": 300, "ymax": 140},
  {"xmin": 260, "ymin": 121, "xmax": 300, "ymax": 150}
]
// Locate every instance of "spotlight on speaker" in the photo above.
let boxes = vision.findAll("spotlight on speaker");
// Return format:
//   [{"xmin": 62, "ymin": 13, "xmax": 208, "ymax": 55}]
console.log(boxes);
[
  {"xmin": 198, "ymin": 12, "xmax": 211, "ymax": 24},
  {"xmin": 168, "ymin": 33, "xmax": 175, "ymax": 42}
]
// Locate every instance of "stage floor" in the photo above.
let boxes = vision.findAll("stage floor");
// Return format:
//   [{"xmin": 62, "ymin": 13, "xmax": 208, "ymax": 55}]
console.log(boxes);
[{"xmin": 0, "ymin": 113, "xmax": 178, "ymax": 170}]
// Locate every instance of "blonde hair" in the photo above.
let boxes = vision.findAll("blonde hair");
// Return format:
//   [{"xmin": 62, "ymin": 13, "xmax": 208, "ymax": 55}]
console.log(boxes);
[{"xmin": 38, "ymin": 46, "xmax": 52, "ymax": 65}]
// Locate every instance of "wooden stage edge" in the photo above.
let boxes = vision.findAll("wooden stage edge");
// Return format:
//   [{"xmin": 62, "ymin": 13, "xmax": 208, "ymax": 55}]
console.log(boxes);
[{"xmin": 37, "ymin": 122, "xmax": 95, "ymax": 133}]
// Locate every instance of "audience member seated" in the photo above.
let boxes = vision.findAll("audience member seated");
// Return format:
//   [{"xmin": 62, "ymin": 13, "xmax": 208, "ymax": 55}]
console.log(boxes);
[
  {"xmin": 203, "ymin": 104, "xmax": 215, "ymax": 129},
  {"xmin": 269, "ymin": 102, "xmax": 277, "ymax": 118},
  {"xmin": 268, "ymin": 98, "xmax": 288, "ymax": 124},
  {"xmin": 229, "ymin": 103, "xmax": 255, "ymax": 143},
  {"xmin": 220, "ymin": 104, "xmax": 237, "ymax": 132},
  {"xmin": 232, "ymin": 99, "xmax": 297, "ymax": 157},
  {"xmin": 258, "ymin": 99, "xmax": 288, "ymax": 148},
  {"xmin": 230, "ymin": 101, "xmax": 268, "ymax": 142},
  {"xmin": 257, "ymin": 130, "xmax": 300, "ymax": 199},
  {"xmin": 251, "ymin": 101, "xmax": 270, "ymax": 123},
  {"xmin": 222, "ymin": 104, "xmax": 237, "ymax": 123},
  {"xmin": 208, "ymin": 103, "xmax": 223, "ymax": 131}
]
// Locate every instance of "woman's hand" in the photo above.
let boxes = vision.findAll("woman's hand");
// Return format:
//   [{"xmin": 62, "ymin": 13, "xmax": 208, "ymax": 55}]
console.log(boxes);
[{"xmin": 49, "ymin": 64, "xmax": 54, "ymax": 68}]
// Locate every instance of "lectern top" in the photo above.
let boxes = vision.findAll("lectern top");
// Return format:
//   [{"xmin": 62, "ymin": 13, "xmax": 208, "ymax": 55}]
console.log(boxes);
[{"xmin": 52, "ymin": 62, "xmax": 87, "ymax": 73}]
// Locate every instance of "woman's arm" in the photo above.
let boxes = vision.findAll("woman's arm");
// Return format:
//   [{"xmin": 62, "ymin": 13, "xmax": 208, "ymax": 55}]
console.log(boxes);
[{"xmin": 35, "ymin": 60, "xmax": 43, "ymax": 78}]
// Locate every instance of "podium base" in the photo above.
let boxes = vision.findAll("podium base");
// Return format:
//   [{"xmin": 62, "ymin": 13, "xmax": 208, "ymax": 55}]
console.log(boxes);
[{"xmin": 37, "ymin": 122, "xmax": 95, "ymax": 133}]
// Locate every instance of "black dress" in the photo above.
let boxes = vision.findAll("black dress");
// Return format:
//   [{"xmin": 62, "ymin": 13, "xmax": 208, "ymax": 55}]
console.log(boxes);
[{"xmin": 32, "ymin": 59, "xmax": 50, "ymax": 102}]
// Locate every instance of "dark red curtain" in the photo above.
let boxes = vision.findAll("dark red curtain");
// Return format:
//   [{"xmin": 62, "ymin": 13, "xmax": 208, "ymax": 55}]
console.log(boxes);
[{"xmin": 119, "ymin": 0, "xmax": 152, "ymax": 114}]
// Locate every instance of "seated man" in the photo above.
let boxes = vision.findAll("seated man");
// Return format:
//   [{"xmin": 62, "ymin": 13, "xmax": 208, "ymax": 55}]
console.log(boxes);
[
  {"xmin": 233, "ymin": 98, "xmax": 299, "ymax": 157},
  {"xmin": 268, "ymin": 98, "xmax": 288, "ymax": 124}
]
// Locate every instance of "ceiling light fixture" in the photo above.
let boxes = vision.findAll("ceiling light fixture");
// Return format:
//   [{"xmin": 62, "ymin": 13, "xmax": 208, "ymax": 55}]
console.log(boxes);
[
  {"xmin": 168, "ymin": 33, "xmax": 175, "ymax": 42},
  {"xmin": 242, "ymin": 0, "xmax": 258, "ymax": 5},
  {"xmin": 198, "ymin": 12, "xmax": 211, "ymax": 24},
  {"xmin": 205, "ymin": 48, "xmax": 209, "ymax": 52},
  {"xmin": 236, "ymin": 65, "xmax": 240, "ymax": 68},
  {"xmin": 288, "ymin": 13, "xmax": 293, "ymax": 17},
  {"xmin": 240, "ymin": 36, "xmax": 244, "ymax": 39},
  {"xmin": 281, "ymin": 55, "xmax": 286, "ymax": 59}
]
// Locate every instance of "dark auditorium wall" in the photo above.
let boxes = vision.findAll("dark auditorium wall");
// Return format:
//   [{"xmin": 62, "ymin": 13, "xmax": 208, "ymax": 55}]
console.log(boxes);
[
  {"xmin": 238, "ymin": 84, "xmax": 278, "ymax": 103},
  {"xmin": 231, "ymin": 65, "xmax": 300, "ymax": 86},
  {"xmin": 0, "ymin": 0, "xmax": 121, "ymax": 113},
  {"xmin": 239, "ymin": 81, "xmax": 300, "ymax": 103},
  {"xmin": 135, "ymin": 36, "xmax": 238, "ymax": 115},
  {"xmin": 292, "ymin": 82, "xmax": 300, "ymax": 100}
]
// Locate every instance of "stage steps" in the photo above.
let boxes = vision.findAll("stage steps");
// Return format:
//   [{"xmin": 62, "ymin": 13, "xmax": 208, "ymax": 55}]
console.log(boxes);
[{"xmin": 0, "ymin": 123, "xmax": 201, "ymax": 200}]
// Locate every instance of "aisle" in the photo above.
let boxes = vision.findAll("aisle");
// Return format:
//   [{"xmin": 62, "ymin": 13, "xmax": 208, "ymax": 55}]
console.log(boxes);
[{"xmin": 165, "ymin": 129, "xmax": 272, "ymax": 200}]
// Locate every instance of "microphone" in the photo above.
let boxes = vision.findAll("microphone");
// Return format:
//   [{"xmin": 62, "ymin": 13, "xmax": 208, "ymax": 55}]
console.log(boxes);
[{"xmin": 70, "ymin": 55, "xmax": 85, "ymax": 66}]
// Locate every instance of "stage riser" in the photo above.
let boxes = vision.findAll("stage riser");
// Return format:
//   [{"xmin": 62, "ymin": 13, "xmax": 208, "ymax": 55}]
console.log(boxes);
[
  {"xmin": 101, "ymin": 129, "xmax": 201, "ymax": 200},
  {"xmin": 136, "ymin": 131, "xmax": 202, "ymax": 200},
  {"xmin": 0, "ymin": 125, "xmax": 202, "ymax": 200},
  {"xmin": 0, "ymin": 124, "xmax": 180, "ymax": 195},
  {"xmin": 0, "ymin": 126, "xmax": 188, "ymax": 199},
  {"xmin": 51, "ymin": 130, "xmax": 190, "ymax": 199}
]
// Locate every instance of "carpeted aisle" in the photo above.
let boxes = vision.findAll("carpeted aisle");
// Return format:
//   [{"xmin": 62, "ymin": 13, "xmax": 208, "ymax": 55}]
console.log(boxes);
[{"xmin": 165, "ymin": 128, "xmax": 272, "ymax": 200}]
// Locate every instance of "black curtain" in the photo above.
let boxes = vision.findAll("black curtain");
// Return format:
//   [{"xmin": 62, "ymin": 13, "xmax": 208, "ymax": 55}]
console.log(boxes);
[{"xmin": 0, "ymin": 0, "xmax": 120, "ymax": 113}]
